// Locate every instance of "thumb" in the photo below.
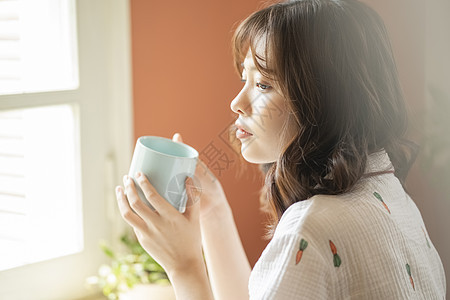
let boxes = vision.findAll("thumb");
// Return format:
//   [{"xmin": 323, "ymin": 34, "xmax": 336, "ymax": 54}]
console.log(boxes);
[
  {"xmin": 184, "ymin": 176, "xmax": 201, "ymax": 219},
  {"xmin": 172, "ymin": 132, "xmax": 183, "ymax": 143}
]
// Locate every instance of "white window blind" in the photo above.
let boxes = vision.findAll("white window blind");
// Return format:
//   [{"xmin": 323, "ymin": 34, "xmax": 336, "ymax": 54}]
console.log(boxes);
[
  {"xmin": 0, "ymin": 105, "xmax": 83, "ymax": 271},
  {"xmin": 0, "ymin": 0, "xmax": 82, "ymax": 271},
  {"xmin": 0, "ymin": 0, "xmax": 78, "ymax": 95}
]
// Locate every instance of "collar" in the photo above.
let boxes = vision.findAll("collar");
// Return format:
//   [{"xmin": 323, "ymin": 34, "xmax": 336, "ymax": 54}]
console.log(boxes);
[{"xmin": 363, "ymin": 149, "xmax": 395, "ymax": 177}]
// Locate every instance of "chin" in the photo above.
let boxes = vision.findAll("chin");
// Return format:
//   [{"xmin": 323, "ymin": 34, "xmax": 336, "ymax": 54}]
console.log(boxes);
[{"xmin": 241, "ymin": 148, "xmax": 276, "ymax": 164}]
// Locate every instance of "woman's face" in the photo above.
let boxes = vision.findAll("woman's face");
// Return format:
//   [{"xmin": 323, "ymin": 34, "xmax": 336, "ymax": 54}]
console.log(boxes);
[{"xmin": 230, "ymin": 48, "xmax": 297, "ymax": 164}]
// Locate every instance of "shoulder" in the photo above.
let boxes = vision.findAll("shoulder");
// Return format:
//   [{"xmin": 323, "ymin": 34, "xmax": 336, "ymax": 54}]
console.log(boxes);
[
  {"xmin": 272, "ymin": 186, "xmax": 396, "ymax": 254},
  {"xmin": 249, "ymin": 195, "xmax": 339, "ymax": 299},
  {"xmin": 273, "ymin": 193, "xmax": 357, "ymax": 239}
]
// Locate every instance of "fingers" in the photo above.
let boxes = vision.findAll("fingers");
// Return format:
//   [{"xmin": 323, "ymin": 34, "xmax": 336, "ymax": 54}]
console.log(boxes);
[
  {"xmin": 172, "ymin": 132, "xmax": 183, "ymax": 143},
  {"xmin": 123, "ymin": 175, "xmax": 159, "ymax": 221},
  {"xmin": 185, "ymin": 176, "xmax": 202, "ymax": 204},
  {"xmin": 115, "ymin": 186, "xmax": 149, "ymax": 232},
  {"xmin": 134, "ymin": 172, "xmax": 178, "ymax": 216},
  {"xmin": 184, "ymin": 176, "xmax": 201, "ymax": 220}
]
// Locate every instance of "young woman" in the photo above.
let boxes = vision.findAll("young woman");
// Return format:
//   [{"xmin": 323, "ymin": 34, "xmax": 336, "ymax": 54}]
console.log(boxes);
[{"xmin": 116, "ymin": 0, "xmax": 446, "ymax": 298}]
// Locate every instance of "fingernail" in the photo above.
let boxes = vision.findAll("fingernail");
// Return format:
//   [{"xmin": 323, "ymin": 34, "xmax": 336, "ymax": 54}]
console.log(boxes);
[
  {"xmin": 136, "ymin": 172, "xmax": 142, "ymax": 178},
  {"xmin": 116, "ymin": 186, "xmax": 121, "ymax": 193}
]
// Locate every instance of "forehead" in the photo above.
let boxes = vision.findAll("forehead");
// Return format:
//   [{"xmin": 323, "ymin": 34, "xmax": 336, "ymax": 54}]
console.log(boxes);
[
  {"xmin": 243, "ymin": 35, "xmax": 267, "ymax": 68},
  {"xmin": 243, "ymin": 50, "xmax": 254, "ymax": 67}
]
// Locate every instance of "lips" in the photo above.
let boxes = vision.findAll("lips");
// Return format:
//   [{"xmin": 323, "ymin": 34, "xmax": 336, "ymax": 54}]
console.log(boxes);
[{"xmin": 235, "ymin": 122, "xmax": 253, "ymax": 135}]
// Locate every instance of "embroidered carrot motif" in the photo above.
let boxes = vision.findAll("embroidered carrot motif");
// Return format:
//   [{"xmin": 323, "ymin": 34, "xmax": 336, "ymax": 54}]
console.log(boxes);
[
  {"xmin": 329, "ymin": 240, "xmax": 341, "ymax": 267},
  {"xmin": 373, "ymin": 192, "xmax": 390, "ymax": 214},
  {"xmin": 295, "ymin": 238, "xmax": 308, "ymax": 265},
  {"xmin": 406, "ymin": 263, "xmax": 415, "ymax": 290},
  {"xmin": 422, "ymin": 227, "xmax": 431, "ymax": 248}
]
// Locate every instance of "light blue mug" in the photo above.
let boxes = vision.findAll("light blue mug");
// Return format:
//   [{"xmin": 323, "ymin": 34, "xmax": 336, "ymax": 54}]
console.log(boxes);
[{"xmin": 128, "ymin": 136, "xmax": 199, "ymax": 213}]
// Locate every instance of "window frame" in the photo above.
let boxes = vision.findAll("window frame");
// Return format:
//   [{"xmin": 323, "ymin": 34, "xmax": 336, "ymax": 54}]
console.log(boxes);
[{"xmin": 0, "ymin": 0, "xmax": 133, "ymax": 298}]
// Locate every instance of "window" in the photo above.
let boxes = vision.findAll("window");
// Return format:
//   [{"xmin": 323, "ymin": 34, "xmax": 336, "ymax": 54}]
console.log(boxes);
[
  {"xmin": 0, "ymin": 0, "xmax": 78, "ymax": 95},
  {"xmin": 0, "ymin": 104, "xmax": 82, "ymax": 271},
  {"xmin": 0, "ymin": 0, "xmax": 133, "ymax": 298},
  {"xmin": 0, "ymin": 0, "xmax": 81, "ymax": 272}
]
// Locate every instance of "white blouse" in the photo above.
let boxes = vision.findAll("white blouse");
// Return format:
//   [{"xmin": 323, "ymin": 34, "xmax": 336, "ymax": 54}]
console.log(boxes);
[{"xmin": 248, "ymin": 150, "xmax": 446, "ymax": 299}]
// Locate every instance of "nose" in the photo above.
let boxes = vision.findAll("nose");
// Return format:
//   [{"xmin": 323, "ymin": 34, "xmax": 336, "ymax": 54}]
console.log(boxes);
[{"xmin": 230, "ymin": 87, "xmax": 251, "ymax": 116}]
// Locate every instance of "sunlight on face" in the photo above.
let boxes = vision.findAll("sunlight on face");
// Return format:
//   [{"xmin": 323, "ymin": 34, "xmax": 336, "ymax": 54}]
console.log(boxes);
[{"xmin": 230, "ymin": 47, "xmax": 297, "ymax": 164}]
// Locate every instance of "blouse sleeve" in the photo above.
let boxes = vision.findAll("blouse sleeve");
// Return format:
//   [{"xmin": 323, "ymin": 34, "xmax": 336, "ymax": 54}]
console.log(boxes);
[{"xmin": 248, "ymin": 233, "xmax": 333, "ymax": 300}]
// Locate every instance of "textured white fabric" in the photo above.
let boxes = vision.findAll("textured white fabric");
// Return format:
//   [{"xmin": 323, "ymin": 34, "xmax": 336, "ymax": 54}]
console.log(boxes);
[{"xmin": 248, "ymin": 150, "xmax": 446, "ymax": 299}]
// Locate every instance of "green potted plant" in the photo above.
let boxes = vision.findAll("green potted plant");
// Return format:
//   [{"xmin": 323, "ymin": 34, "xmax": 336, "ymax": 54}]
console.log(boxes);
[{"xmin": 86, "ymin": 232, "xmax": 175, "ymax": 300}]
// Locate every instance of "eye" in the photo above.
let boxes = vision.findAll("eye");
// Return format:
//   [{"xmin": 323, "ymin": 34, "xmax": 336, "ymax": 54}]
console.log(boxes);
[{"xmin": 256, "ymin": 82, "xmax": 271, "ymax": 91}]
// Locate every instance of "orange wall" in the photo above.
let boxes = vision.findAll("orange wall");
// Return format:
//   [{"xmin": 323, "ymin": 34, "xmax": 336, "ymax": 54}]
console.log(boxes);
[
  {"xmin": 130, "ymin": 0, "xmax": 436, "ymax": 271},
  {"xmin": 129, "ymin": 0, "xmax": 269, "ymax": 267}
]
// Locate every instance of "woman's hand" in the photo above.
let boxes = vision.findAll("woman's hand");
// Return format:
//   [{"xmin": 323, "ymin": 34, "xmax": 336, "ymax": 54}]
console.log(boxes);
[
  {"xmin": 115, "ymin": 171, "xmax": 203, "ymax": 277},
  {"xmin": 172, "ymin": 134, "xmax": 250, "ymax": 300},
  {"xmin": 172, "ymin": 133, "xmax": 231, "ymax": 220}
]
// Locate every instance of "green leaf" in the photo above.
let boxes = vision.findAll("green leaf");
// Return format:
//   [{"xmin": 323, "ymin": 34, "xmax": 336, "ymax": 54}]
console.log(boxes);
[
  {"xmin": 373, "ymin": 192, "xmax": 382, "ymax": 202},
  {"xmin": 93, "ymin": 231, "xmax": 170, "ymax": 297},
  {"xmin": 333, "ymin": 254, "xmax": 342, "ymax": 267},
  {"xmin": 299, "ymin": 238, "xmax": 308, "ymax": 251},
  {"xmin": 100, "ymin": 241, "xmax": 115, "ymax": 259}
]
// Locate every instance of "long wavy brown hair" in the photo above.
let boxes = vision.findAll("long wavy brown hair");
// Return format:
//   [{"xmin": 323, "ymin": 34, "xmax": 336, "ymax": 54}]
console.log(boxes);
[{"xmin": 227, "ymin": 0, "xmax": 418, "ymax": 240}]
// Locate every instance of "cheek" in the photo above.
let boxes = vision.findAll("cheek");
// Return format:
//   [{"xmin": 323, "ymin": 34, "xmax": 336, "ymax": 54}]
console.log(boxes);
[
  {"xmin": 261, "ymin": 102, "xmax": 291, "ymax": 137},
  {"xmin": 249, "ymin": 108, "xmax": 289, "ymax": 154}
]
